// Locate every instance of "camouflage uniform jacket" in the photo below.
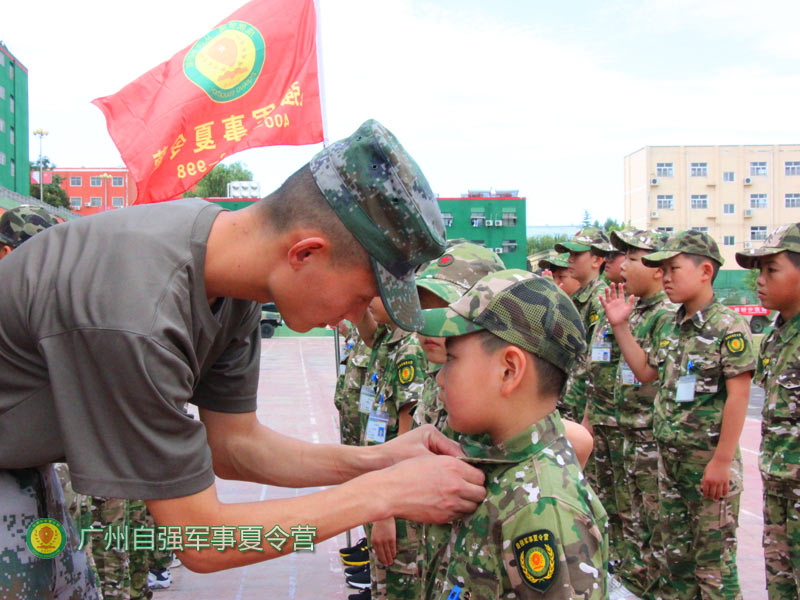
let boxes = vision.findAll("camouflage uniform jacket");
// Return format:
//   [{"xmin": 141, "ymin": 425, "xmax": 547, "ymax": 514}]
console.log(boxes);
[
  {"xmin": 614, "ymin": 291, "xmax": 677, "ymax": 430},
  {"xmin": 646, "ymin": 299, "xmax": 757, "ymax": 453},
  {"xmin": 411, "ymin": 365, "xmax": 445, "ymax": 431},
  {"xmin": 423, "ymin": 411, "xmax": 608, "ymax": 600},
  {"xmin": 585, "ymin": 311, "xmax": 621, "ymax": 427},
  {"xmin": 755, "ymin": 312, "xmax": 800, "ymax": 494}
]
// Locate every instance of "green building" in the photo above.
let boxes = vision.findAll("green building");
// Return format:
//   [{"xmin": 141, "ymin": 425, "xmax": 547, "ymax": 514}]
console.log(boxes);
[
  {"xmin": 0, "ymin": 43, "xmax": 29, "ymax": 195},
  {"xmin": 437, "ymin": 190, "xmax": 527, "ymax": 269}
]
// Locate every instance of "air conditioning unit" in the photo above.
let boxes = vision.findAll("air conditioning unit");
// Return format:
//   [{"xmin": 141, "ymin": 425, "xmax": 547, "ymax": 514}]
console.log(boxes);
[
  {"xmin": 650, "ymin": 211, "xmax": 659, "ymax": 218},
  {"xmin": 743, "ymin": 242, "xmax": 752, "ymax": 249},
  {"xmin": 485, "ymin": 220, "xmax": 494, "ymax": 227},
  {"xmin": 494, "ymin": 220, "xmax": 503, "ymax": 226},
  {"xmin": 744, "ymin": 177, "xmax": 753, "ymax": 185},
  {"xmin": 744, "ymin": 209, "xmax": 753, "ymax": 218},
  {"xmin": 650, "ymin": 178, "xmax": 659, "ymax": 186},
  {"xmin": 495, "ymin": 247, "xmax": 504, "ymax": 254}
]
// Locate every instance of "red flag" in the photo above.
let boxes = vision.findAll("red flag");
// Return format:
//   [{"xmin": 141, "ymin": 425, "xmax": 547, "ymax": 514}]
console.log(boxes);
[{"xmin": 93, "ymin": 0, "xmax": 324, "ymax": 204}]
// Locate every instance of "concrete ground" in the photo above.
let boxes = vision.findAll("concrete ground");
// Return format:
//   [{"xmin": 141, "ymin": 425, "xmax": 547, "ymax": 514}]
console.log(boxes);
[{"xmin": 159, "ymin": 337, "xmax": 769, "ymax": 600}]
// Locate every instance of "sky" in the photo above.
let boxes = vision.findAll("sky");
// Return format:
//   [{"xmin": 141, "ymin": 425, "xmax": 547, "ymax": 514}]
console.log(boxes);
[{"xmin": 4, "ymin": 0, "xmax": 800, "ymax": 226}]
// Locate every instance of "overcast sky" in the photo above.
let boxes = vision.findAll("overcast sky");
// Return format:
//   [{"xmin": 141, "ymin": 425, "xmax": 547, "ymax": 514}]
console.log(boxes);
[{"xmin": 4, "ymin": 0, "xmax": 800, "ymax": 225}]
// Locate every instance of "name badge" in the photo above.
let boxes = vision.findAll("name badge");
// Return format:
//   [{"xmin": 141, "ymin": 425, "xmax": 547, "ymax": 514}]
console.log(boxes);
[
  {"xmin": 620, "ymin": 361, "xmax": 640, "ymax": 386},
  {"xmin": 591, "ymin": 343, "xmax": 612, "ymax": 363},
  {"xmin": 359, "ymin": 385, "xmax": 376, "ymax": 413},
  {"xmin": 365, "ymin": 409, "xmax": 389, "ymax": 444},
  {"xmin": 675, "ymin": 374, "xmax": 696, "ymax": 402},
  {"xmin": 339, "ymin": 363, "xmax": 346, "ymax": 376}
]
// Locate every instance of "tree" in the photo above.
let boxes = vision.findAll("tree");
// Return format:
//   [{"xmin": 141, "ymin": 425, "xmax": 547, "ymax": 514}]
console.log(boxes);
[
  {"xmin": 581, "ymin": 210, "xmax": 591, "ymax": 227},
  {"xmin": 526, "ymin": 233, "xmax": 570, "ymax": 255},
  {"xmin": 30, "ymin": 174, "xmax": 70, "ymax": 209},
  {"xmin": 183, "ymin": 161, "xmax": 254, "ymax": 198}
]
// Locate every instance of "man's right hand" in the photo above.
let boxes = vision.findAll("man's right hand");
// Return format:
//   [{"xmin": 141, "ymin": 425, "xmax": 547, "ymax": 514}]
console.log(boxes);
[{"xmin": 600, "ymin": 283, "xmax": 635, "ymax": 327}]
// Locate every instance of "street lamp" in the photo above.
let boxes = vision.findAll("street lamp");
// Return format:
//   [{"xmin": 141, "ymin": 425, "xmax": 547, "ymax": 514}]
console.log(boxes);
[
  {"xmin": 98, "ymin": 173, "xmax": 113, "ymax": 212},
  {"xmin": 33, "ymin": 128, "xmax": 48, "ymax": 203}
]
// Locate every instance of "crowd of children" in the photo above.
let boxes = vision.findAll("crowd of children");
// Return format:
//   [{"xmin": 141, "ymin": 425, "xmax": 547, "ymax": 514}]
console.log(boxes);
[{"xmin": 332, "ymin": 224, "xmax": 800, "ymax": 600}]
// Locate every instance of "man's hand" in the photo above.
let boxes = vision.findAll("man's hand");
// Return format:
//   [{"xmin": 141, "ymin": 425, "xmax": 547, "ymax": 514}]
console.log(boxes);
[
  {"xmin": 378, "ymin": 425, "xmax": 463, "ymax": 465},
  {"xmin": 599, "ymin": 283, "xmax": 635, "ymax": 327},
  {"xmin": 371, "ymin": 517, "xmax": 397, "ymax": 566},
  {"xmin": 701, "ymin": 456, "xmax": 731, "ymax": 500}
]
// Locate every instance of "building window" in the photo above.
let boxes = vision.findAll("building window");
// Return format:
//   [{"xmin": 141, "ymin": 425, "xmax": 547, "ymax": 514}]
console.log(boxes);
[
  {"xmin": 750, "ymin": 161, "xmax": 767, "ymax": 176},
  {"xmin": 723, "ymin": 235, "xmax": 735, "ymax": 246},
  {"xmin": 723, "ymin": 203, "xmax": 735, "ymax": 215},
  {"xmin": 8, "ymin": 126, "xmax": 13, "ymax": 145},
  {"xmin": 470, "ymin": 212, "xmax": 486, "ymax": 227},
  {"xmin": 0, "ymin": 151, "xmax": 5, "ymax": 165},
  {"xmin": 9, "ymin": 95, "xmax": 13, "ymax": 114},
  {"xmin": 691, "ymin": 194, "xmax": 708, "ymax": 209},
  {"xmin": 656, "ymin": 227, "xmax": 674, "ymax": 234},
  {"xmin": 88, "ymin": 197, "xmax": 102, "ymax": 207},
  {"xmin": 502, "ymin": 211, "xmax": 517, "ymax": 226},
  {"xmin": 656, "ymin": 195, "xmax": 674, "ymax": 210},
  {"xmin": 90, "ymin": 176, "xmax": 102, "ymax": 187},
  {"xmin": 722, "ymin": 171, "xmax": 735, "ymax": 182},
  {"xmin": 0, "ymin": 118, "xmax": 4, "ymax": 133},
  {"xmin": 111, "ymin": 197, "xmax": 124, "ymax": 208},
  {"xmin": 0, "ymin": 53, "xmax": 4, "ymax": 66},
  {"xmin": 786, "ymin": 161, "xmax": 800, "ymax": 176},
  {"xmin": 786, "ymin": 193, "xmax": 800, "ymax": 208},
  {"xmin": 750, "ymin": 193, "xmax": 768, "ymax": 209},
  {"xmin": 441, "ymin": 212, "xmax": 453, "ymax": 227},
  {"xmin": 502, "ymin": 240, "xmax": 517, "ymax": 253},
  {"xmin": 751, "ymin": 226, "xmax": 767, "ymax": 241},
  {"xmin": 8, "ymin": 64, "xmax": 13, "ymax": 80},
  {"xmin": 69, "ymin": 197, "xmax": 81, "ymax": 208},
  {"xmin": 112, "ymin": 176, "xmax": 124, "ymax": 187},
  {"xmin": 0, "ymin": 85, "xmax": 4, "ymax": 100},
  {"xmin": 691, "ymin": 227, "xmax": 709, "ymax": 233},
  {"xmin": 10, "ymin": 159, "xmax": 14, "ymax": 177},
  {"xmin": 70, "ymin": 176, "xmax": 82, "ymax": 187},
  {"xmin": 470, "ymin": 240, "xmax": 485, "ymax": 247},
  {"xmin": 690, "ymin": 162, "xmax": 708, "ymax": 177},
  {"xmin": 656, "ymin": 162, "xmax": 673, "ymax": 177}
]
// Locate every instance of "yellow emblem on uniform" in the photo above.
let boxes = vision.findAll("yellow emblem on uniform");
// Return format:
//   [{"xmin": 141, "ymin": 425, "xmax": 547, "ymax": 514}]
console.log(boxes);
[
  {"xmin": 397, "ymin": 359, "xmax": 415, "ymax": 386},
  {"xmin": 513, "ymin": 530, "xmax": 558, "ymax": 593},
  {"xmin": 26, "ymin": 518, "xmax": 66, "ymax": 559},
  {"xmin": 660, "ymin": 339, "xmax": 671, "ymax": 347},
  {"xmin": 589, "ymin": 312, "xmax": 599, "ymax": 324},
  {"xmin": 724, "ymin": 332, "xmax": 746, "ymax": 354}
]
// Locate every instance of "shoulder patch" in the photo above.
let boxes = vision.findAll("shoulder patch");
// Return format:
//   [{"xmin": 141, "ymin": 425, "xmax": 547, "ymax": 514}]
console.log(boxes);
[
  {"xmin": 512, "ymin": 530, "xmax": 559, "ymax": 593},
  {"xmin": 724, "ymin": 332, "xmax": 746, "ymax": 354},
  {"xmin": 397, "ymin": 358, "xmax": 416, "ymax": 386}
]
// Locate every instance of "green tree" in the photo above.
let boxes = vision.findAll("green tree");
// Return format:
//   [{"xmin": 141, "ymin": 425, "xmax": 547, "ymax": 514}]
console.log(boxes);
[
  {"xmin": 526, "ymin": 233, "xmax": 569, "ymax": 255},
  {"xmin": 30, "ymin": 174, "xmax": 70, "ymax": 209},
  {"xmin": 581, "ymin": 210, "xmax": 591, "ymax": 227},
  {"xmin": 183, "ymin": 161, "xmax": 254, "ymax": 198},
  {"xmin": 744, "ymin": 268, "xmax": 759, "ymax": 291}
]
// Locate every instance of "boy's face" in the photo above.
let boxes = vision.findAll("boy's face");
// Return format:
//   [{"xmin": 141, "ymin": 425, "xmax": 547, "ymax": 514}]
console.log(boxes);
[
  {"xmin": 567, "ymin": 250, "xmax": 601, "ymax": 285},
  {"xmin": 418, "ymin": 334, "xmax": 447, "ymax": 364},
  {"xmin": 604, "ymin": 252, "xmax": 626, "ymax": 284},
  {"xmin": 552, "ymin": 268, "xmax": 580, "ymax": 296},
  {"xmin": 368, "ymin": 296, "xmax": 393, "ymax": 325},
  {"xmin": 756, "ymin": 252, "xmax": 800, "ymax": 316},
  {"xmin": 660, "ymin": 254, "xmax": 706, "ymax": 305},
  {"xmin": 436, "ymin": 333, "xmax": 495, "ymax": 435},
  {"xmin": 622, "ymin": 248, "xmax": 659, "ymax": 297}
]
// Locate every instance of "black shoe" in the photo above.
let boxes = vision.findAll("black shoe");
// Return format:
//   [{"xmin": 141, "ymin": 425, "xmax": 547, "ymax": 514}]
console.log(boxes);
[
  {"xmin": 341, "ymin": 546, "xmax": 370, "ymax": 566},
  {"xmin": 339, "ymin": 537, "xmax": 367, "ymax": 557},
  {"xmin": 345, "ymin": 566, "xmax": 371, "ymax": 589},
  {"xmin": 344, "ymin": 563, "xmax": 369, "ymax": 576},
  {"xmin": 348, "ymin": 589, "xmax": 370, "ymax": 600}
]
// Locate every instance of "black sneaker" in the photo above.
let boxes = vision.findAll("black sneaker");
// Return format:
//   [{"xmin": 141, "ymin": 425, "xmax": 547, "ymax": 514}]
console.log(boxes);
[
  {"xmin": 339, "ymin": 537, "xmax": 367, "ymax": 557},
  {"xmin": 345, "ymin": 566, "xmax": 371, "ymax": 589},
  {"xmin": 344, "ymin": 563, "xmax": 369, "ymax": 576},
  {"xmin": 341, "ymin": 546, "xmax": 370, "ymax": 566},
  {"xmin": 348, "ymin": 589, "xmax": 370, "ymax": 600}
]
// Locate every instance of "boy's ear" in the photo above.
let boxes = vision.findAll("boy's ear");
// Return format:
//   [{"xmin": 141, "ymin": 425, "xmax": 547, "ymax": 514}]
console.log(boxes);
[
  {"xmin": 591, "ymin": 254, "xmax": 605, "ymax": 270},
  {"xmin": 286, "ymin": 237, "xmax": 328, "ymax": 271},
  {"xmin": 652, "ymin": 266, "xmax": 664, "ymax": 281},
  {"xmin": 499, "ymin": 345, "xmax": 527, "ymax": 397},
  {"xmin": 700, "ymin": 259, "xmax": 714, "ymax": 283}
]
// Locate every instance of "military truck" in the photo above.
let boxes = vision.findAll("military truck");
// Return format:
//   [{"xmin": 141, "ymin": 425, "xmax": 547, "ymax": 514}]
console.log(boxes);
[{"xmin": 260, "ymin": 302, "xmax": 282, "ymax": 338}]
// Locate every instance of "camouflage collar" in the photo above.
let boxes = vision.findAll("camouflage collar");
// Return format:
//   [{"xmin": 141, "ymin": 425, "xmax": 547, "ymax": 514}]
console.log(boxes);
[
  {"xmin": 572, "ymin": 277, "xmax": 604, "ymax": 303},
  {"xmin": 386, "ymin": 325, "xmax": 414, "ymax": 345},
  {"xmin": 774, "ymin": 311, "xmax": 800, "ymax": 341},
  {"xmin": 458, "ymin": 411, "xmax": 565, "ymax": 465},
  {"xmin": 636, "ymin": 290, "xmax": 669, "ymax": 309},
  {"xmin": 676, "ymin": 297, "xmax": 720, "ymax": 328}
]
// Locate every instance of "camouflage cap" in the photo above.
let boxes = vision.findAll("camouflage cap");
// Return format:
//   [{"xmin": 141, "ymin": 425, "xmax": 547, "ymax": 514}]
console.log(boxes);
[
  {"xmin": 416, "ymin": 242, "xmax": 506, "ymax": 304},
  {"xmin": 642, "ymin": 229, "xmax": 724, "ymax": 268},
  {"xmin": 309, "ymin": 119, "xmax": 446, "ymax": 331},
  {"xmin": 0, "ymin": 205, "xmax": 59, "ymax": 248},
  {"xmin": 419, "ymin": 269, "xmax": 587, "ymax": 372},
  {"xmin": 610, "ymin": 228, "xmax": 670, "ymax": 253},
  {"xmin": 554, "ymin": 226, "xmax": 613, "ymax": 255},
  {"xmin": 735, "ymin": 223, "xmax": 800, "ymax": 269},
  {"xmin": 538, "ymin": 252, "xmax": 570, "ymax": 270}
]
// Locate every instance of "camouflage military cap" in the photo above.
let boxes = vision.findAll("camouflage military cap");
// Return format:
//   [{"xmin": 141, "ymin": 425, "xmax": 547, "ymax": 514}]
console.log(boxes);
[
  {"xmin": 735, "ymin": 222, "xmax": 800, "ymax": 269},
  {"xmin": 309, "ymin": 119, "xmax": 446, "ymax": 331},
  {"xmin": 642, "ymin": 229, "xmax": 724, "ymax": 268},
  {"xmin": 554, "ymin": 226, "xmax": 613, "ymax": 255},
  {"xmin": 610, "ymin": 228, "xmax": 670, "ymax": 253},
  {"xmin": 0, "ymin": 205, "xmax": 59, "ymax": 248},
  {"xmin": 537, "ymin": 252, "xmax": 570, "ymax": 270},
  {"xmin": 416, "ymin": 242, "xmax": 506, "ymax": 304},
  {"xmin": 419, "ymin": 269, "xmax": 587, "ymax": 371}
]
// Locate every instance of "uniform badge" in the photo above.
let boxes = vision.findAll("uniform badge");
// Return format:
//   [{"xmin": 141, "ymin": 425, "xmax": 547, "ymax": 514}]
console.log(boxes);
[
  {"xmin": 589, "ymin": 312, "xmax": 599, "ymax": 324},
  {"xmin": 397, "ymin": 359, "xmax": 416, "ymax": 386},
  {"xmin": 512, "ymin": 530, "xmax": 559, "ymax": 593},
  {"xmin": 438, "ymin": 254, "xmax": 454, "ymax": 267},
  {"xmin": 723, "ymin": 332, "xmax": 746, "ymax": 354},
  {"xmin": 762, "ymin": 357, "xmax": 770, "ymax": 368}
]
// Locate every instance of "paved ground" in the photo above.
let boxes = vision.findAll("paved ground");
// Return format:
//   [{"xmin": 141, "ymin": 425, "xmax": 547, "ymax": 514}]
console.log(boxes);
[{"xmin": 158, "ymin": 337, "xmax": 769, "ymax": 599}]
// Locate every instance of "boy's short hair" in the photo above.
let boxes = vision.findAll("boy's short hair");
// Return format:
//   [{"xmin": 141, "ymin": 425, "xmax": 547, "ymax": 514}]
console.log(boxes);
[
  {"xmin": 415, "ymin": 241, "xmax": 506, "ymax": 303},
  {"xmin": 419, "ymin": 269, "xmax": 587, "ymax": 373},
  {"xmin": 735, "ymin": 222, "xmax": 800, "ymax": 269},
  {"xmin": 642, "ymin": 229, "xmax": 724, "ymax": 279},
  {"xmin": 685, "ymin": 253, "xmax": 721, "ymax": 281}
]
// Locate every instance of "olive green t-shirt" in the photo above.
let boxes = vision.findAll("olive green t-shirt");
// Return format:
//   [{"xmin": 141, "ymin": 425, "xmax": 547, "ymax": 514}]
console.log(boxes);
[{"xmin": 0, "ymin": 199, "xmax": 260, "ymax": 499}]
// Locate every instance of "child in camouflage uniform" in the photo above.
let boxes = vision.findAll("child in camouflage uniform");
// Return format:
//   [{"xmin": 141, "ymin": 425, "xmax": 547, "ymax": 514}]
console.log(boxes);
[
  {"xmin": 334, "ymin": 323, "xmax": 370, "ymax": 447},
  {"xmin": 538, "ymin": 253, "xmax": 581, "ymax": 297},
  {"xmin": 606, "ymin": 229, "xmax": 677, "ymax": 597},
  {"xmin": 735, "ymin": 223, "xmax": 800, "ymax": 600},
  {"xmin": 418, "ymin": 269, "xmax": 608, "ymax": 599},
  {"xmin": 604, "ymin": 230, "xmax": 756, "ymax": 600}
]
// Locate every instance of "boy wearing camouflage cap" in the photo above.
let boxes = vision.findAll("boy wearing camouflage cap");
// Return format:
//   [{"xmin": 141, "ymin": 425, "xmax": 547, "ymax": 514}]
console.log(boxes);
[
  {"xmin": 554, "ymin": 226, "xmax": 613, "ymax": 422},
  {"xmin": 538, "ymin": 253, "xmax": 581, "ymax": 296},
  {"xmin": 606, "ymin": 229, "xmax": 677, "ymax": 597},
  {"xmin": 0, "ymin": 205, "xmax": 59, "ymax": 259},
  {"xmin": 736, "ymin": 223, "xmax": 800, "ymax": 600},
  {"xmin": 603, "ymin": 230, "xmax": 756, "ymax": 599},
  {"xmin": 418, "ymin": 269, "xmax": 608, "ymax": 599}
]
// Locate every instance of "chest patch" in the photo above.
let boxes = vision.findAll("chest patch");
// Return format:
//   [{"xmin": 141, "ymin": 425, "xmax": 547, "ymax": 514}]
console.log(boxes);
[
  {"xmin": 512, "ymin": 530, "xmax": 559, "ymax": 593},
  {"xmin": 589, "ymin": 312, "xmax": 599, "ymax": 324},
  {"xmin": 397, "ymin": 359, "xmax": 416, "ymax": 385},
  {"xmin": 724, "ymin": 332, "xmax": 746, "ymax": 354}
]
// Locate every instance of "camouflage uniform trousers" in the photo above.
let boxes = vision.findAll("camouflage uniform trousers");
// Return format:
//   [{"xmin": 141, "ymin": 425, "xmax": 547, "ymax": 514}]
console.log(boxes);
[
  {"xmin": 617, "ymin": 427, "xmax": 660, "ymax": 598},
  {"xmin": 0, "ymin": 465, "xmax": 99, "ymax": 600},
  {"xmin": 336, "ymin": 382, "xmax": 366, "ymax": 447},
  {"xmin": 652, "ymin": 448, "xmax": 742, "ymax": 600},
  {"xmin": 366, "ymin": 519, "xmax": 421, "ymax": 600},
  {"xmin": 591, "ymin": 424, "xmax": 626, "ymax": 566},
  {"xmin": 761, "ymin": 477, "xmax": 800, "ymax": 600}
]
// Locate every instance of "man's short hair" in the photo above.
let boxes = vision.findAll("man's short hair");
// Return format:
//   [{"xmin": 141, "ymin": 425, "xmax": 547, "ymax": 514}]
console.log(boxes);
[
  {"xmin": 258, "ymin": 165, "xmax": 368, "ymax": 267},
  {"xmin": 686, "ymin": 253, "xmax": 721, "ymax": 283}
]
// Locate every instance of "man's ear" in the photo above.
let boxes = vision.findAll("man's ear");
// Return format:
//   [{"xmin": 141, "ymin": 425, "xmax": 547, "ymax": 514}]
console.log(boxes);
[
  {"xmin": 286, "ymin": 237, "xmax": 328, "ymax": 271},
  {"xmin": 499, "ymin": 345, "xmax": 527, "ymax": 397}
]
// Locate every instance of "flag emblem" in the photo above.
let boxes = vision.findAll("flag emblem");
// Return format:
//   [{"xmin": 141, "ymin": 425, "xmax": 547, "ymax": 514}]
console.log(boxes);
[{"xmin": 184, "ymin": 21, "xmax": 265, "ymax": 103}]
